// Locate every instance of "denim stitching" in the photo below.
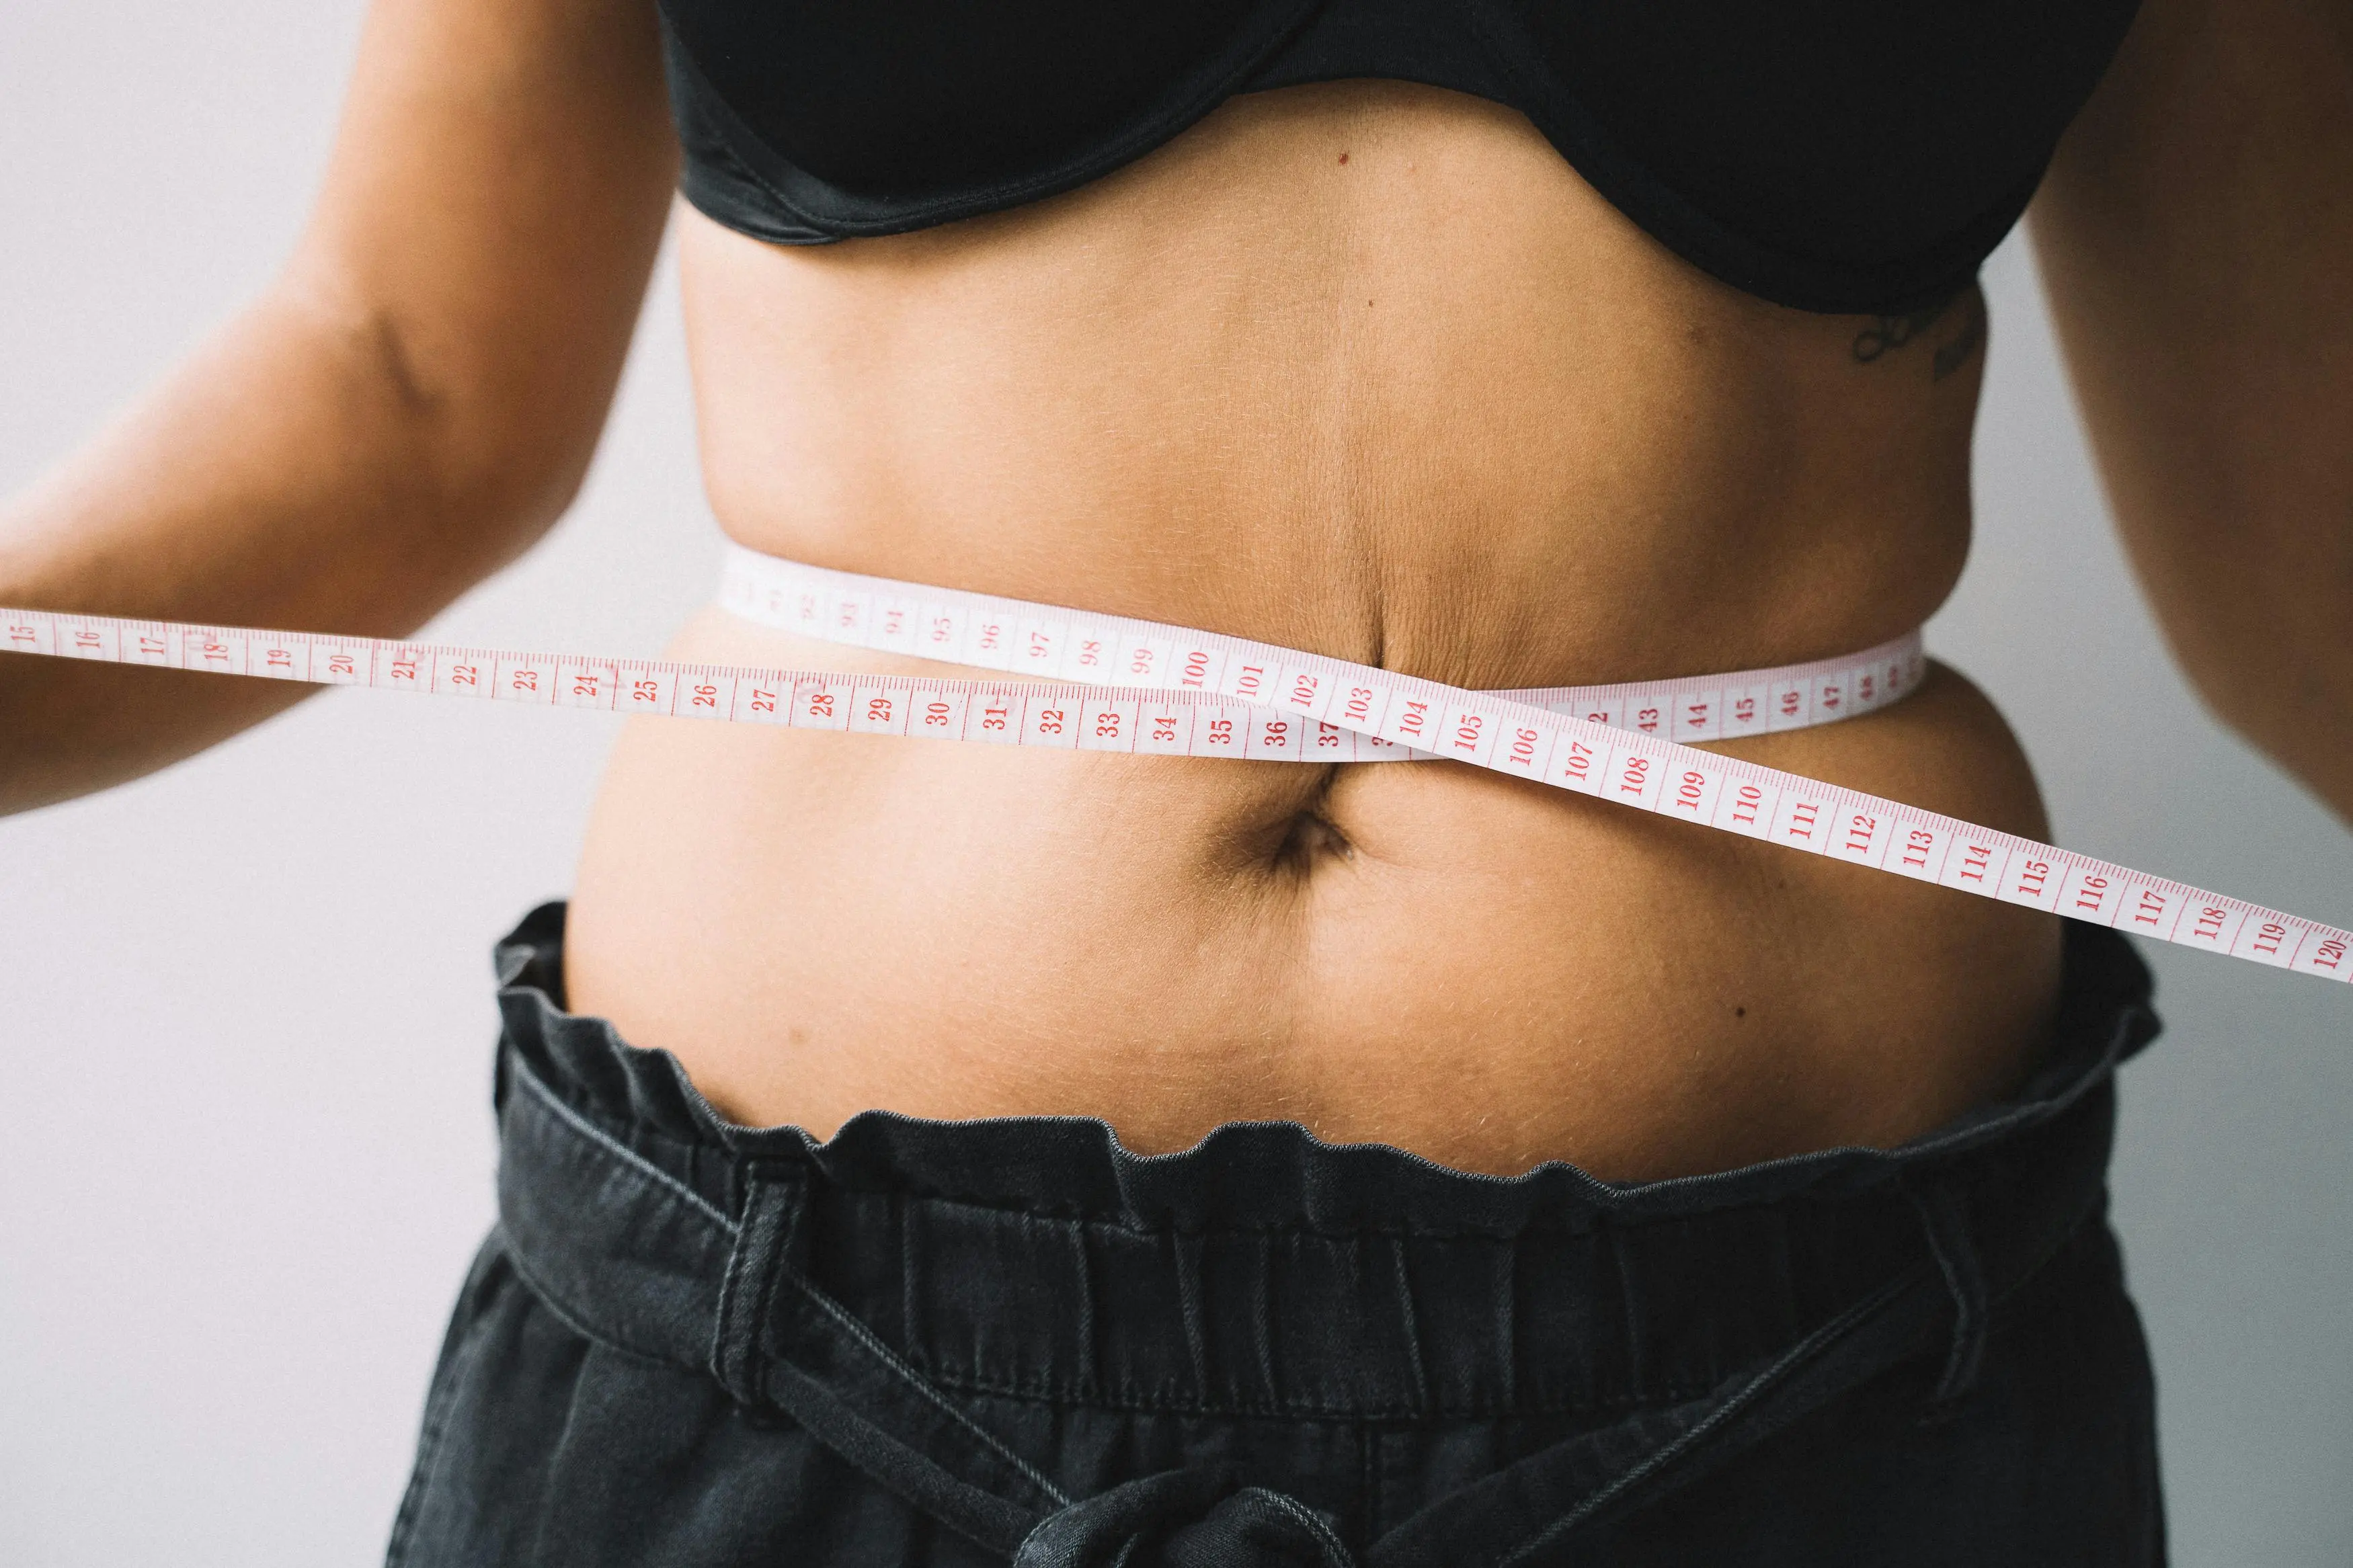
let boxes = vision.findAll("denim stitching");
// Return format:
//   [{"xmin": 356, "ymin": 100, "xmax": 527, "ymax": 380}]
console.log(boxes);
[
  {"xmin": 500, "ymin": 1244, "xmax": 707, "ymax": 1372},
  {"xmin": 1389, "ymin": 1239, "xmax": 1431, "ymax": 1417},
  {"xmin": 779, "ymin": 1263, "xmax": 1074, "ymax": 1508},
  {"xmin": 511, "ymin": 1057, "xmax": 737, "ymax": 1235},
  {"xmin": 916, "ymin": 1363, "xmax": 1724, "ymax": 1422},
  {"xmin": 1071, "ymin": 1221, "xmax": 1102, "ymax": 1401},
  {"xmin": 1909, "ymin": 1181, "xmax": 1987, "ymax": 1407},
  {"xmin": 497, "ymin": 1223, "xmax": 1812, "ymax": 1426},
  {"xmin": 713, "ymin": 1176, "xmax": 798, "ymax": 1405},
  {"xmin": 710, "ymin": 1226, "xmax": 755, "ymax": 1398},
  {"xmin": 383, "ymin": 1327, "xmax": 473, "ymax": 1563},
  {"xmin": 385, "ymin": 1246, "xmax": 507, "ymax": 1566},
  {"xmin": 809, "ymin": 1190, "xmax": 1621, "ymax": 1243},
  {"xmin": 1494, "ymin": 1242, "xmax": 1519, "ymax": 1411},
  {"xmin": 1248, "ymin": 1231, "xmax": 1278, "ymax": 1409},
  {"xmin": 758, "ymin": 1149, "xmax": 2079, "ymax": 1241},
  {"xmin": 1495, "ymin": 1268, "xmax": 1923, "ymax": 1567},
  {"xmin": 1258, "ymin": 1488, "xmax": 1355, "ymax": 1564},
  {"xmin": 1174, "ymin": 1231, "xmax": 1213, "ymax": 1402}
]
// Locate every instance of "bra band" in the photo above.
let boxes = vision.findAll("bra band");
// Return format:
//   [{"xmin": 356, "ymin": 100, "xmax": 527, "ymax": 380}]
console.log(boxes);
[{"xmin": 715, "ymin": 542, "xmax": 1927, "ymax": 761}]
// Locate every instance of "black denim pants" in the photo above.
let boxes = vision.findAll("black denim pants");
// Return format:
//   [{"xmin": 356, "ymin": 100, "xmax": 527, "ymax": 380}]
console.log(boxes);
[{"xmin": 389, "ymin": 904, "xmax": 2166, "ymax": 1566}]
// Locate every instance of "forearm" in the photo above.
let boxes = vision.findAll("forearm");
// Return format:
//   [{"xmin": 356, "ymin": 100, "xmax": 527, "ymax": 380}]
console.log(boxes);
[
  {"xmin": 0, "ymin": 0, "xmax": 676, "ymax": 817},
  {"xmin": 2032, "ymin": 0, "xmax": 2353, "ymax": 823},
  {"xmin": 2034, "ymin": 235, "xmax": 2353, "ymax": 823}
]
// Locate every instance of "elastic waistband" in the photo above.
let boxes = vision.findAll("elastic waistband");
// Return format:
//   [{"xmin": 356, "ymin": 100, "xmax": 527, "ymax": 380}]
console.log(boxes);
[{"xmin": 489, "ymin": 907, "xmax": 2157, "ymax": 1421}]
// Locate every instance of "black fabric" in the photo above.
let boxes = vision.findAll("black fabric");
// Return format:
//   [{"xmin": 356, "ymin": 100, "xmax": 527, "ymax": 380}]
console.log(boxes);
[
  {"xmin": 387, "ymin": 905, "xmax": 2168, "ymax": 1565},
  {"xmin": 659, "ymin": 0, "xmax": 2141, "ymax": 314}
]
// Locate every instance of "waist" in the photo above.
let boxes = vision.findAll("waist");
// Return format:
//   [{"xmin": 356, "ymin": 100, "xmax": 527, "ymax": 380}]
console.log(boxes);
[{"xmin": 565, "ymin": 534, "xmax": 2065, "ymax": 1179}]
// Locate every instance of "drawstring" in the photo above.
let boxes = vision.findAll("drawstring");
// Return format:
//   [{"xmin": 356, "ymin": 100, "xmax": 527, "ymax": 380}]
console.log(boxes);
[
  {"xmin": 715, "ymin": 1177, "xmax": 1355, "ymax": 1565},
  {"xmin": 1906, "ymin": 1176, "xmax": 1989, "ymax": 1411},
  {"xmin": 705, "ymin": 1187, "xmax": 1959, "ymax": 1568},
  {"xmin": 704, "ymin": 1173, "xmax": 1363, "ymax": 1564},
  {"xmin": 683, "ymin": 1137, "xmax": 2005, "ymax": 1567}
]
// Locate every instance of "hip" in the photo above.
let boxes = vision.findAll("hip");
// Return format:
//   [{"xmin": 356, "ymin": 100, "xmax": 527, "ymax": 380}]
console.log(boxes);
[{"xmin": 387, "ymin": 911, "xmax": 2164, "ymax": 1567}]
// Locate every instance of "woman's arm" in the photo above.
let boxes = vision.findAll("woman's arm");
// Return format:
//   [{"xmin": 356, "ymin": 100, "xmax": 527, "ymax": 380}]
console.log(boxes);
[
  {"xmin": 0, "ymin": 0, "xmax": 675, "ymax": 815},
  {"xmin": 2033, "ymin": 0, "xmax": 2353, "ymax": 825}
]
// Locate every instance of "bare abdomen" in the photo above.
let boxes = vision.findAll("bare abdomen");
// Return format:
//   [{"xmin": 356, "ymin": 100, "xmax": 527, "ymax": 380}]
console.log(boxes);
[
  {"xmin": 565, "ymin": 81, "xmax": 2053, "ymax": 1179},
  {"xmin": 567, "ymin": 614, "xmax": 2057, "ymax": 1180}
]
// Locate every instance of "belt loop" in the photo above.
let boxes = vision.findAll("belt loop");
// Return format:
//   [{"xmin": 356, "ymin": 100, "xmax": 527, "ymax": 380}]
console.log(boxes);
[
  {"xmin": 711, "ymin": 1163, "xmax": 805, "ymax": 1408},
  {"xmin": 1905, "ymin": 1175, "xmax": 1987, "ymax": 1415}
]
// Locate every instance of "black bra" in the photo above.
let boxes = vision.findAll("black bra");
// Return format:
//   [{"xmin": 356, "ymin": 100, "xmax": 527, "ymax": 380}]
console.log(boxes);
[{"xmin": 660, "ymin": 0, "xmax": 2139, "ymax": 315}]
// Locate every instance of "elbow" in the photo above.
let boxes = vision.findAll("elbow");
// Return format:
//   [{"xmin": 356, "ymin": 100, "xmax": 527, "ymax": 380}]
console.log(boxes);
[
  {"xmin": 270, "ymin": 270, "xmax": 620, "ymax": 592},
  {"xmin": 361, "ymin": 304, "xmax": 602, "ymax": 575},
  {"xmin": 2157, "ymin": 595, "xmax": 2353, "ymax": 826},
  {"xmin": 2173, "ymin": 642, "xmax": 2288, "ymax": 753},
  {"xmin": 2163, "ymin": 598, "xmax": 2305, "ymax": 750}
]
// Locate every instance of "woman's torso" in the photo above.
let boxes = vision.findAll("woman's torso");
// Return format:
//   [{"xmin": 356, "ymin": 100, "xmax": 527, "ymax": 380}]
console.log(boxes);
[{"xmin": 567, "ymin": 82, "xmax": 2061, "ymax": 1180}]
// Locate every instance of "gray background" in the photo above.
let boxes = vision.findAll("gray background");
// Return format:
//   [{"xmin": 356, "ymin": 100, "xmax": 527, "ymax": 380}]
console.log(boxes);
[{"xmin": 2, "ymin": 1, "xmax": 2348, "ymax": 1562}]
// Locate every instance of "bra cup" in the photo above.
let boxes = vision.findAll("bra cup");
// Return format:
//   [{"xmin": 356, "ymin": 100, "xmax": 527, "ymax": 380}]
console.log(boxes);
[
  {"xmin": 658, "ymin": 0, "xmax": 1323, "ymax": 198},
  {"xmin": 1498, "ymin": 0, "xmax": 2141, "ymax": 271},
  {"xmin": 657, "ymin": 0, "xmax": 2143, "ymax": 315}
]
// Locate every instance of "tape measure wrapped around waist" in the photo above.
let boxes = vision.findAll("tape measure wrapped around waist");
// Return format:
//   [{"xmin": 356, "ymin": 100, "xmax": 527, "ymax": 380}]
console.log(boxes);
[{"xmin": 3, "ymin": 543, "xmax": 2346, "ymax": 985}]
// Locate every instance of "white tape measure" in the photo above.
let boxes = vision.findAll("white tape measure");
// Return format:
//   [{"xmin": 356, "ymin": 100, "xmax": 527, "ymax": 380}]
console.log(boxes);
[
  {"xmin": 716, "ymin": 545, "xmax": 1931, "ymax": 760},
  {"xmin": 5, "ymin": 546, "xmax": 2346, "ymax": 984}
]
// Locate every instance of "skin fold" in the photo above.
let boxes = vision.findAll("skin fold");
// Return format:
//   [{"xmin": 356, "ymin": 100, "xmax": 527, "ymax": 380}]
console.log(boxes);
[{"xmin": 3, "ymin": 0, "xmax": 2348, "ymax": 1178}]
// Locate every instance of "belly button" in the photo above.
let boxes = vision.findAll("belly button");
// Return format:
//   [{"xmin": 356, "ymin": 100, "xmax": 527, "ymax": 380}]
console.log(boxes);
[{"xmin": 1275, "ymin": 810, "xmax": 1354, "ymax": 870}]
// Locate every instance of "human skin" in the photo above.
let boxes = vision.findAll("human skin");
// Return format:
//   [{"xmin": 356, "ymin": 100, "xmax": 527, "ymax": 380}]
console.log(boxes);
[{"xmin": 1, "ymin": 0, "xmax": 2346, "ymax": 1178}]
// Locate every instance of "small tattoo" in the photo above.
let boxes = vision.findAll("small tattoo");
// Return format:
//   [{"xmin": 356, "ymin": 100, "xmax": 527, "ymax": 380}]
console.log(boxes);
[
  {"xmin": 1851, "ymin": 298, "xmax": 1954, "ymax": 364},
  {"xmin": 1849, "ymin": 286, "xmax": 1985, "ymax": 382}
]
